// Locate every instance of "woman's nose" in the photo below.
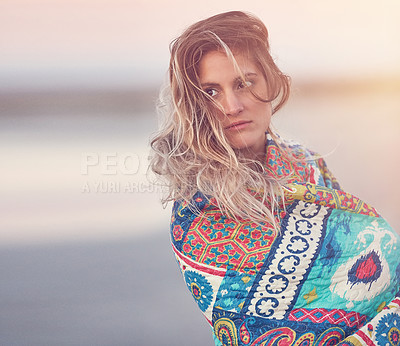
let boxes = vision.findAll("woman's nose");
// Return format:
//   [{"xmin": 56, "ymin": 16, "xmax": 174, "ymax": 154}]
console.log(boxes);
[{"xmin": 222, "ymin": 92, "xmax": 244, "ymax": 116}]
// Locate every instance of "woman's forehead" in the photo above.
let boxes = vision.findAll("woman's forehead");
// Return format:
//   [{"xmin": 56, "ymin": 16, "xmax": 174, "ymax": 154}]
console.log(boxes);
[{"xmin": 198, "ymin": 51, "xmax": 259, "ymax": 82}]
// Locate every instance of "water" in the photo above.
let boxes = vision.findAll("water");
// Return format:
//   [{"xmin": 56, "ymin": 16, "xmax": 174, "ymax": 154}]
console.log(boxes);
[
  {"xmin": 0, "ymin": 235, "xmax": 213, "ymax": 346},
  {"xmin": 1, "ymin": 89, "xmax": 170, "ymax": 245}
]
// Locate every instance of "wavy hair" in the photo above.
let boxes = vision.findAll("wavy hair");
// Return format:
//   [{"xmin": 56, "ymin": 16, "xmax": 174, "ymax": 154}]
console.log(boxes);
[{"xmin": 150, "ymin": 11, "xmax": 291, "ymax": 226}]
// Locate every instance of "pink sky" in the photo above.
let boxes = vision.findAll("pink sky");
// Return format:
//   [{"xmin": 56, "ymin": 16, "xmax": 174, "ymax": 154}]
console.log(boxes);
[{"xmin": 1, "ymin": 0, "xmax": 400, "ymax": 89}]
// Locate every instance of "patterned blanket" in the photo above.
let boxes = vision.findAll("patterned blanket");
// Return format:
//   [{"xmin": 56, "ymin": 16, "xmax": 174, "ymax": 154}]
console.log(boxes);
[{"xmin": 170, "ymin": 135, "xmax": 400, "ymax": 346}]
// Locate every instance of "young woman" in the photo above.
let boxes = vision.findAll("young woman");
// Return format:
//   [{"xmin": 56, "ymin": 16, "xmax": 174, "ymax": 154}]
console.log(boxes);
[{"xmin": 150, "ymin": 11, "xmax": 400, "ymax": 346}]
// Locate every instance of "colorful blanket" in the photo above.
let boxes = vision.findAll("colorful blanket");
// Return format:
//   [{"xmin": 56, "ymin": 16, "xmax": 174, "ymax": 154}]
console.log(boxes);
[{"xmin": 170, "ymin": 135, "xmax": 400, "ymax": 346}]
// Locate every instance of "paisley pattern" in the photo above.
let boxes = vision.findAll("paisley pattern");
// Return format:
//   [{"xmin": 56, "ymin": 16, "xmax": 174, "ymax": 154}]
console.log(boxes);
[
  {"xmin": 170, "ymin": 135, "xmax": 400, "ymax": 345},
  {"xmin": 214, "ymin": 318, "xmax": 239, "ymax": 346}
]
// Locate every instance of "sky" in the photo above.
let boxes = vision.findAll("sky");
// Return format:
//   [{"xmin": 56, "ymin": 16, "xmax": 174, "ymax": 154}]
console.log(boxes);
[{"xmin": 1, "ymin": 0, "xmax": 400, "ymax": 90}]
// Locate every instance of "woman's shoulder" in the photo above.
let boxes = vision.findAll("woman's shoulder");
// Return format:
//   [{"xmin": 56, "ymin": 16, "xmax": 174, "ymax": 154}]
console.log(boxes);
[
  {"xmin": 266, "ymin": 132, "xmax": 341, "ymax": 189},
  {"xmin": 267, "ymin": 132, "xmax": 318, "ymax": 162}
]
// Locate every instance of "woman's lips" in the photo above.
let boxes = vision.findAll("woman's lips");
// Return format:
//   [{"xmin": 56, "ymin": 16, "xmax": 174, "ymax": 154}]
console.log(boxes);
[{"xmin": 225, "ymin": 120, "xmax": 251, "ymax": 130}]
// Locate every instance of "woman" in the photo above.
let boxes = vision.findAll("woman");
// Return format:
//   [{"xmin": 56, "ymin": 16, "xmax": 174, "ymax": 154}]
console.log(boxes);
[{"xmin": 150, "ymin": 11, "xmax": 400, "ymax": 346}]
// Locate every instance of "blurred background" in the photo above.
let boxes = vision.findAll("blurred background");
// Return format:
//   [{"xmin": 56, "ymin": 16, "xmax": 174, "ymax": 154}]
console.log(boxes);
[{"xmin": 1, "ymin": 0, "xmax": 399, "ymax": 345}]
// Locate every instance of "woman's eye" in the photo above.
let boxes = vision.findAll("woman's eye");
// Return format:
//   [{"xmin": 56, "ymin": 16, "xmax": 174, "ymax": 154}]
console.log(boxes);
[
  {"xmin": 205, "ymin": 89, "xmax": 218, "ymax": 97},
  {"xmin": 238, "ymin": 80, "xmax": 253, "ymax": 89}
]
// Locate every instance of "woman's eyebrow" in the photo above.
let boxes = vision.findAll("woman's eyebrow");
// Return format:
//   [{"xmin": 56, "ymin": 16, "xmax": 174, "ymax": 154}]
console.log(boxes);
[
  {"xmin": 200, "ymin": 82, "xmax": 220, "ymax": 88},
  {"xmin": 242, "ymin": 72, "xmax": 258, "ymax": 78},
  {"xmin": 200, "ymin": 73, "xmax": 259, "ymax": 88},
  {"xmin": 232, "ymin": 73, "xmax": 258, "ymax": 83},
  {"xmin": 234, "ymin": 72, "xmax": 258, "ymax": 82}
]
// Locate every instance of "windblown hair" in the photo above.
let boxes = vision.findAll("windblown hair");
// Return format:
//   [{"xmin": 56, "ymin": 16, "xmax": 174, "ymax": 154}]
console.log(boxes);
[{"xmin": 150, "ymin": 11, "xmax": 291, "ymax": 226}]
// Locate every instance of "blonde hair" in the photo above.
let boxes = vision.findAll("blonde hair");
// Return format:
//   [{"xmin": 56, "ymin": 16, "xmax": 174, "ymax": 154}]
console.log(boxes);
[{"xmin": 150, "ymin": 11, "xmax": 291, "ymax": 226}]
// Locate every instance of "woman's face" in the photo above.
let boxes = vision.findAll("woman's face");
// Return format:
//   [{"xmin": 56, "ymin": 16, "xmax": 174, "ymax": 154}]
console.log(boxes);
[{"xmin": 198, "ymin": 50, "xmax": 271, "ymax": 160}]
